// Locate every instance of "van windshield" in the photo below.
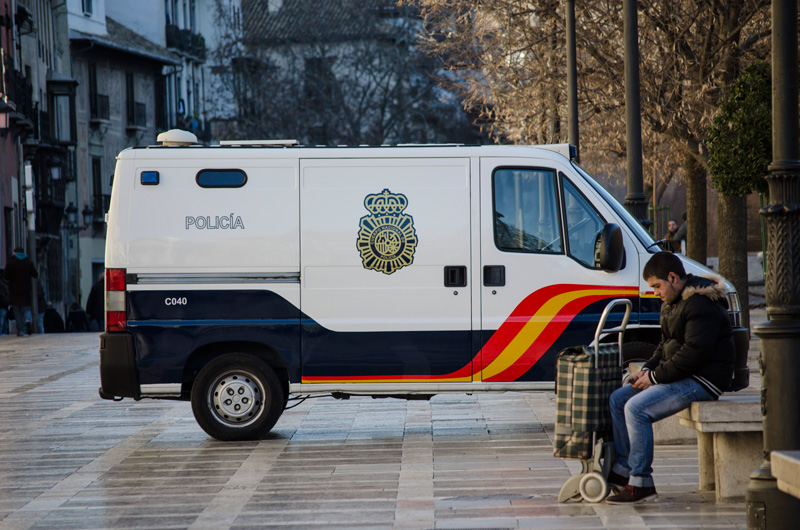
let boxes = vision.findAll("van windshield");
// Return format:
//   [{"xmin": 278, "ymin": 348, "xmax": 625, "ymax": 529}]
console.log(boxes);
[{"xmin": 571, "ymin": 162, "xmax": 656, "ymax": 250}]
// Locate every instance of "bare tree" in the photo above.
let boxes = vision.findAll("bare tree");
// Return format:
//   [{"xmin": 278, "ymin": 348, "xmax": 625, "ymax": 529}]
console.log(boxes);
[
  {"xmin": 206, "ymin": 0, "xmax": 484, "ymax": 145},
  {"xmin": 409, "ymin": 0, "xmax": 771, "ymax": 263}
]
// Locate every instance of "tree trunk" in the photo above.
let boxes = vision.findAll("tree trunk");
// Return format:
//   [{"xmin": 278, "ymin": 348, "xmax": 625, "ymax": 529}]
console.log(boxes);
[
  {"xmin": 717, "ymin": 194, "xmax": 750, "ymax": 330},
  {"xmin": 684, "ymin": 150, "xmax": 707, "ymax": 264}
]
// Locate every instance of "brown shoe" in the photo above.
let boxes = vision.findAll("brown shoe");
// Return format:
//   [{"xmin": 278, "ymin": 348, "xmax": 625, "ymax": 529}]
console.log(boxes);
[{"xmin": 606, "ymin": 484, "xmax": 658, "ymax": 504}]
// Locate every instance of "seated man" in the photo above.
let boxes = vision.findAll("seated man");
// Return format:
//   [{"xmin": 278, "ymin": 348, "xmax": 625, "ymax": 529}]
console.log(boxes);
[{"xmin": 606, "ymin": 251, "xmax": 735, "ymax": 504}]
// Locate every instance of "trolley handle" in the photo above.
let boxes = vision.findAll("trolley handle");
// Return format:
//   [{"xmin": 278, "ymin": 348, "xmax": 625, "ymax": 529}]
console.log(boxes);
[{"xmin": 592, "ymin": 298, "xmax": 633, "ymax": 368}]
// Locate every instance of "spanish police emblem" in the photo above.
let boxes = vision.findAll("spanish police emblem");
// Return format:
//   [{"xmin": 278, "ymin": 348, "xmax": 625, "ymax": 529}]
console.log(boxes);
[{"xmin": 357, "ymin": 189, "xmax": 418, "ymax": 274}]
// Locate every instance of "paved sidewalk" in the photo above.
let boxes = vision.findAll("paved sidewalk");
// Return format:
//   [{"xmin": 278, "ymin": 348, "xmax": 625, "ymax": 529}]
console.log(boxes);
[{"xmin": 0, "ymin": 332, "xmax": 753, "ymax": 529}]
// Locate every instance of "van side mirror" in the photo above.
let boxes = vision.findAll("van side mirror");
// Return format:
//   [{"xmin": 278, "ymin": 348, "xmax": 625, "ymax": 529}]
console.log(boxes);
[{"xmin": 594, "ymin": 223, "xmax": 624, "ymax": 272}]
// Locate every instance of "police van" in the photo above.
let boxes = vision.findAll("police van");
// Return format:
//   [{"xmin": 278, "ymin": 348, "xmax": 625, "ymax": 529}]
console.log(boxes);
[{"xmin": 99, "ymin": 129, "xmax": 748, "ymax": 441}]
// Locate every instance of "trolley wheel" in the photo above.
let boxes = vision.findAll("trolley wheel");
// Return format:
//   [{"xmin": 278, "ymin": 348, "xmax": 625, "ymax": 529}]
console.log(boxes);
[{"xmin": 579, "ymin": 472, "xmax": 609, "ymax": 503}]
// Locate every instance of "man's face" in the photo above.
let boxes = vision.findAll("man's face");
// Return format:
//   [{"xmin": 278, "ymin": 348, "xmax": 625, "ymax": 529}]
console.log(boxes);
[
  {"xmin": 668, "ymin": 220, "xmax": 677, "ymax": 232},
  {"xmin": 647, "ymin": 273, "xmax": 682, "ymax": 304}
]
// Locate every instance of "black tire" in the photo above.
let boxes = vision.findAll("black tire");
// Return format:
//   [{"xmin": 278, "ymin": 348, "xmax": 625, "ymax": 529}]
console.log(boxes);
[
  {"xmin": 622, "ymin": 341, "xmax": 657, "ymax": 383},
  {"xmin": 191, "ymin": 353, "xmax": 285, "ymax": 441},
  {"xmin": 623, "ymin": 341, "xmax": 656, "ymax": 366}
]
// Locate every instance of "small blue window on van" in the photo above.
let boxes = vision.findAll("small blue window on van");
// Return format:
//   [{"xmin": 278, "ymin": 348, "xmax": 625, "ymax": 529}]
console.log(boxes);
[
  {"xmin": 196, "ymin": 169, "xmax": 247, "ymax": 188},
  {"xmin": 141, "ymin": 171, "xmax": 159, "ymax": 185}
]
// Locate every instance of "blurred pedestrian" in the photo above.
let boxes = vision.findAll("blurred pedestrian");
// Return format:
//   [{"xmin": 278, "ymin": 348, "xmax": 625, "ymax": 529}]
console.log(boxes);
[
  {"xmin": 66, "ymin": 302, "xmax": 90, "ymax": 332},
  {"xmin": 36, "ymin": 280, "xmax": 47, "ymax": 333},
  {"xmin": 4, "ymin": 247, "xmax": 39, "ymax": 336},
  {"xmin": 86, "ymin": 272, "xmax": 104, "ymax": 331},
  {"xmin": 664, "ymin": 219, "xmax": 679, "ymax": 252},
  {"xmin": 0, "ymin": 269, "xmax": 9, "ymax": 335},
  {"xmin": 43, "ymin": 302, "xmax": 65, "ymax": 333}
]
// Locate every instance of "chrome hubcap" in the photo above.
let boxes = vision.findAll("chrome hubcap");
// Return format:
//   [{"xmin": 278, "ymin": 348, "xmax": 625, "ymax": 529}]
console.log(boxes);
[{"xmin": 211, "ymin": 372, "xmax": 263, "ymax": 425}]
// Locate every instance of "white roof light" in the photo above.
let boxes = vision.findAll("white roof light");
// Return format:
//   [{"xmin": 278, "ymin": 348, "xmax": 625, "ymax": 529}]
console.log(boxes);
[{"xmin": 157, "ymin": 129, "xmax": 198, "ymax": 146}]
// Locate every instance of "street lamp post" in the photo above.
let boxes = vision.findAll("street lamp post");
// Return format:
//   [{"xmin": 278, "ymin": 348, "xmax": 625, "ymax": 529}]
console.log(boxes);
[
  {"xmin": 565, "ymin": 0, "xmax": 579, "ymax": 163},
  {"xmin": 622, "ymin": 0, "xmax": 650, "ymax": 229},
  {"xmin": 745, "ymin": 0, "xmax": 800, "ymax": 528}
]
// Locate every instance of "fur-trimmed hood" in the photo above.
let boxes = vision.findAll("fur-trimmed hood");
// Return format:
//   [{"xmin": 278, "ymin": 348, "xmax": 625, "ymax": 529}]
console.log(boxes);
[{"xmin": 681, "ymin": 273, "xmax": 727, "ymax": 303}]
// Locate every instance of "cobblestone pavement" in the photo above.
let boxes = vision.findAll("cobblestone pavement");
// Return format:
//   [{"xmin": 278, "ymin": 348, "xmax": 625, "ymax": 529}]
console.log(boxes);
[{"xmin": 0, "ymin": 331, "xmax": 756, "ymax": 530}]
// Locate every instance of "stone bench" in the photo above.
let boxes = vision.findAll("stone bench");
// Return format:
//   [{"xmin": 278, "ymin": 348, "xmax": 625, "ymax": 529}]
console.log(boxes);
[
  {"xmin": 677, "ymin": 394, "xmax": 762, "ymax": 502},
  {"xmin": 772, "ymin": 451, "xmax": 800, "ymax": 500}
]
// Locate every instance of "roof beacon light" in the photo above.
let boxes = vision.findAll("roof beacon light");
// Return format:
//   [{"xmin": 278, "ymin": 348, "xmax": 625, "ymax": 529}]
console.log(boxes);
[{"xmin": 157, "ymin": 129, "xmax": 198, "ymax": 146}]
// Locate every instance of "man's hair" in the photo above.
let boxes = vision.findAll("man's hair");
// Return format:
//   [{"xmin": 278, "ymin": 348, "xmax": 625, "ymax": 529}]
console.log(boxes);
[
  {"xmin": 13, "ymin": 247, "xmax": 24, "ymax": 254},
  {"xmin": 643, "ymin": 251, "xmax": 687, "ymax": 281}
]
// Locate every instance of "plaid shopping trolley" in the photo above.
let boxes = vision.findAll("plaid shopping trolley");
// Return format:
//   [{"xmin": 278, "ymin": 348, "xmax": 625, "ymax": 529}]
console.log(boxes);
[{"xmin": 554, "ymin": 298, "xmax": 632, "ymax": 503}]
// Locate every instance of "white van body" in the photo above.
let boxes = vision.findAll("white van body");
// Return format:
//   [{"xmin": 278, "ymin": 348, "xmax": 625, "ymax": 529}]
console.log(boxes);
[{"xmin": 99, "ymin": 133, "xmax": 747, "ymax": 440}]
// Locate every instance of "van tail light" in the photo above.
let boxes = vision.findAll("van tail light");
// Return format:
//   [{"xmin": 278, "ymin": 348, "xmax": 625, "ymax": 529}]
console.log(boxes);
[{"xmin": 105, "ymin": 268, "xmax": 127, "ymax": 332}]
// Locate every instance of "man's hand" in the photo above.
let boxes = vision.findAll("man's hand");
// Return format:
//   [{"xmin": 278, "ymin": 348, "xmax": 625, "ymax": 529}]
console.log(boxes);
[
  {"xmin": 627, "ymin": 370, "xmax": 654, "ymax": 390},
  {"xmin": 631, "ymin": 370, "xmax": 654, "ymax": 390}
]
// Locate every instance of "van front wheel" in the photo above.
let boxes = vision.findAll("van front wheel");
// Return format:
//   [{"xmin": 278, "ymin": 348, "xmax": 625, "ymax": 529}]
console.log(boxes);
[{"xmin": 191, "ymin": 354, "xmax": 285, "ymax": 441}]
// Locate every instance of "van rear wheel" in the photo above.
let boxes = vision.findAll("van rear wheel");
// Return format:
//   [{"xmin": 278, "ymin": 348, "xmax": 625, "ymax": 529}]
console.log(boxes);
[{"xmin": 191, "ymin": 353, "xmax": 285, "ymax": 441}]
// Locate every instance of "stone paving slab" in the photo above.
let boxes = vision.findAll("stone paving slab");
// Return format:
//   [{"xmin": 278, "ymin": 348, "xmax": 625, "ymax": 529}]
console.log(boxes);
[{"xmin": 0, "ymin": 332, "xmax": 753, "ymax": 529}]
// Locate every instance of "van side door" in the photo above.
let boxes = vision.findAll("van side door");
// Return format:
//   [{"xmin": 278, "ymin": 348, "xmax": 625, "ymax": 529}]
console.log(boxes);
[
  {"xmin": 299, "ymin": 157, "xmax": 474, "ymax": 384},
  {"xmin": 478, "ymin": 158, "xmax": 640, "ymax": 383}
]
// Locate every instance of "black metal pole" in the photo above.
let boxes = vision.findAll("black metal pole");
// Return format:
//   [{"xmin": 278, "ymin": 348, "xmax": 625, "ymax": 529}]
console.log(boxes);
[
  {"xmin": 566, "ymin": 0, "xmax": 579, "ymax": 163},
  {"xmin": 622, "ymin": 0, "xmax": 649, "ymax": 228},
  {"xmin": 746, "ymin": 0, "xmax": 800, "ymax": 527}
]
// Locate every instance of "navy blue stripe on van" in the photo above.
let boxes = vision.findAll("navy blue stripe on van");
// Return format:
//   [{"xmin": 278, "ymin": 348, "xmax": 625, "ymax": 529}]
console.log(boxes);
[{"xmin": 126, "ymin": 290, "xmax": 637, "ymax": 387}]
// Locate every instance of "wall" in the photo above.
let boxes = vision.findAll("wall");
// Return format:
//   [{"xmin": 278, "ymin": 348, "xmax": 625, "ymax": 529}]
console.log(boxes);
[{"xmin": 66, "ymin": 0, "xmax": 106, "ymax": 35}]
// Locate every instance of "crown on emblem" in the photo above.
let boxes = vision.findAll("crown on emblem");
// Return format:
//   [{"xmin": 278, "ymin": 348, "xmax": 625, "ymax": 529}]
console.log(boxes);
[{"xmin": 364, "ymin": 189, "xmax": 408, "ymax": 215}]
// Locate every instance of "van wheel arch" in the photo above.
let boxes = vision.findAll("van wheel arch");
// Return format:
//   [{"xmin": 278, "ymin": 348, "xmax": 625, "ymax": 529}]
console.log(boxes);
[{"xmin": 183, "ymin": 342, "xmax": 289, "ymax": 399}]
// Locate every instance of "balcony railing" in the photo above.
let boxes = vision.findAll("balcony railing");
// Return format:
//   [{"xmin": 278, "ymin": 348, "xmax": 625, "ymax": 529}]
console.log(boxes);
[
  {"xmin": 166, "ymin": 23, "xmax": 181, "ymax": 48},
  {"xmin": 3, "ymin": 68, "xmax": 35, "ymax": 124},
  {"xmin": 126, "ymin": 102, "xmax": 146, "ymax": 131},
  {"xmin": 90, "ymin": 94, "xmax": 110, "ymax": 122},
  {"xmin": 165, "ymin": 24, "xmax": 206, "ymax": 60}
]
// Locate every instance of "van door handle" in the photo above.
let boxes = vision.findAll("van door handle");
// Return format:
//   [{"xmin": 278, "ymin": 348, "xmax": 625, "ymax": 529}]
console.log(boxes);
[
  {"xmin": 483, "ymin": 265, "xmax": 505, "ymax": 287},
  {"xmin": 444, "ymin": 266, "xmax": 467, "ymax": 287}
]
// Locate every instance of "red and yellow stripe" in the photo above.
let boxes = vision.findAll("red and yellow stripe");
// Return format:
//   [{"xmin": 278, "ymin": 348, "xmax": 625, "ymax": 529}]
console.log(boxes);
[
  {"xmin": 480, "ymin": 284, "xmax": 638, "ymax": 381},
  {"xmin": 301, "ymin": 284, "xmax": 638, "ymax": 384}
]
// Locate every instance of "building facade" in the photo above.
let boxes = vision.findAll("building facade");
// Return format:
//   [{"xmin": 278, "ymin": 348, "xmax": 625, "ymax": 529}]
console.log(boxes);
[
  {"xmin": 1, "ymin": 0, "xmax": 78, "ymax": 323},
  {"xmin": 68, "ymin": 0, "xmax": 181, "ymax": 307}
]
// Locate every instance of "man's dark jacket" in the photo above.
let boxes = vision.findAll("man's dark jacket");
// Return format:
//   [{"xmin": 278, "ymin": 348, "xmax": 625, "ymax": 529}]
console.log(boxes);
[
  {"xmin": 4, "ymin": 253, "xmax": 39, "ymax": 307},
  {"xmin": 643, "ymin": 274, "xmax": 735, "ymax": 398}
]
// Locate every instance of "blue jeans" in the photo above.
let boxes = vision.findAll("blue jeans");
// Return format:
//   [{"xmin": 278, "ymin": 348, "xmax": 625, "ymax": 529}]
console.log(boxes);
[
  {"xmin": 610, "ymin": 377, "xmax": 714, "ymax": 487},
  {"xmin": 12, "ymin": 306, "xmax": 33, "ymax": 335}
]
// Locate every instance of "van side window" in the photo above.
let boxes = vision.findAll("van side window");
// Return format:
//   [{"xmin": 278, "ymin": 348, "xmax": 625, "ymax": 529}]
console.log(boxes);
[
  {"xmin": 562, "ymin": 176, "xmax": 606, "ymax": 268},
  {"xmin": 493, "ymin": 168, "xmax": 562, "ymax": 253},
  {"xmin": 196, "ymin": 169, "xmax": 247, "ymax": 188}
]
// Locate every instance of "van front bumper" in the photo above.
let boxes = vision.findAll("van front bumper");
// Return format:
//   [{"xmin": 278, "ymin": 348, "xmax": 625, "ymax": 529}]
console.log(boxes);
[{"xmin": 99, "ymin": 332, "xmax": 140, "ymax": 400}]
